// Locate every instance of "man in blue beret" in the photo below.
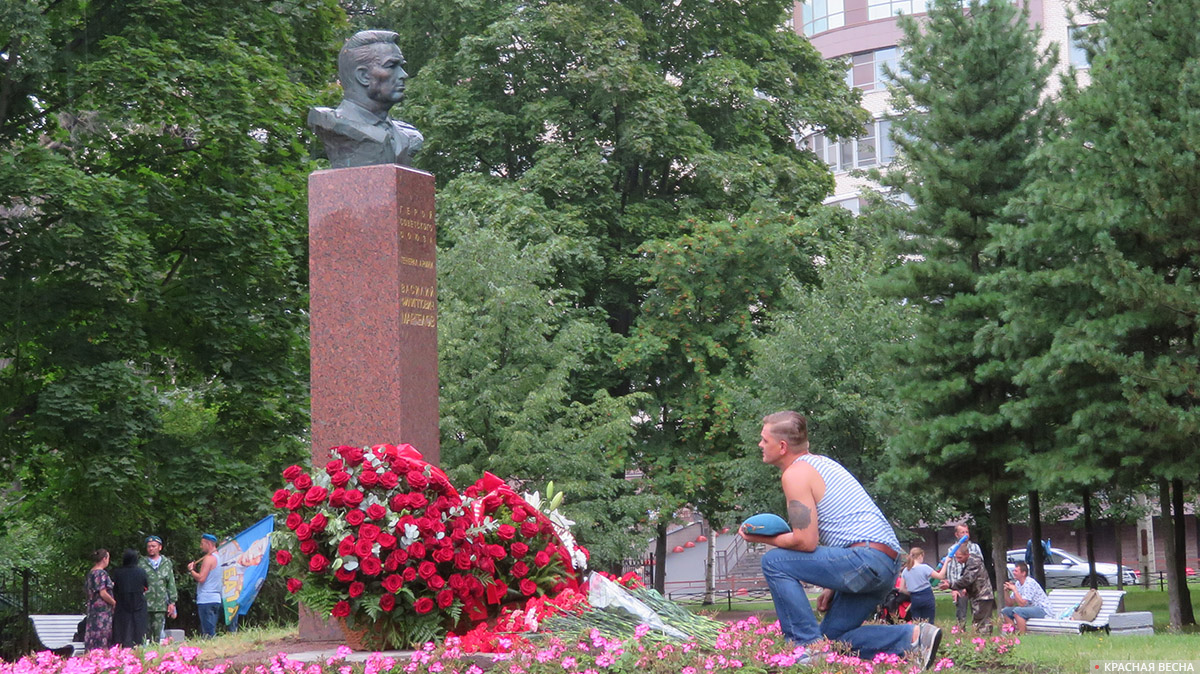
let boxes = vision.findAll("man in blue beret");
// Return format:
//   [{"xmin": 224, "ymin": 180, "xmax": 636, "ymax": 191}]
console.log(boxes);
[
  {"xmin": 188, "ymin": 533, "xmax": 221, "ymax": 637},
  {"xmin": 739, "ymin": 411, "xmax": 941, "ymax": 669},
  {"xmin": 138, "ymin": 535, "xmax": 178, "ymax": 643}
]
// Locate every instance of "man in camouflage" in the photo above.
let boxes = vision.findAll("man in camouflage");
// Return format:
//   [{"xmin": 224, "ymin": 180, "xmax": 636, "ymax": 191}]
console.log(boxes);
[{"xmin": 138, "ymin": 535, "xmax": 178, "ymax": 642}]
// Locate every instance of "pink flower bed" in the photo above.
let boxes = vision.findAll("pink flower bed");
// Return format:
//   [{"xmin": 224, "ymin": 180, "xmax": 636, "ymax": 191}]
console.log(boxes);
[{"xmin": 0, "ymin": 621, "xmax": 1021, "ymax": 674}]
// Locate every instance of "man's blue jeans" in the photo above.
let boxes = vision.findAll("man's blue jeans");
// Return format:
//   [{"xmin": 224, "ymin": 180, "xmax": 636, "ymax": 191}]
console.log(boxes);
[
  {"xmin": 762, "ymin": 545, "xmax": 916, "ymax": 659},
  {"xmin": 197, "ymin": 603, "xmax": 221, "ymax": 638}
]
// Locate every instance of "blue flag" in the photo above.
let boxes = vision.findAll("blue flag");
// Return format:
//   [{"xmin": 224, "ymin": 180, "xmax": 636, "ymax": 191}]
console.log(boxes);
[{"xmin": 217, "ymin": 515, "xmax": 274, "ymax": 624}]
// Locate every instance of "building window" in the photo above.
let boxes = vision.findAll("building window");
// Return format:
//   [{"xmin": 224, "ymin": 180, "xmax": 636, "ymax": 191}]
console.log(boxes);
[
  {"xmin": 846, "ymin": 47, "xmax": 899, "ymax": 91},
  {"xmin": 1069, "ymin": 25, "xmax": 1094, "ymax": 69},
  {"xmin": 827, "ymin": 196, "xmax": 862, "ymax": 215},
  {"xmin": 805, "ymin": 118, "xmax": 897, "ymax": 173},
  {"xmin": 801, "ymin": 0, "xmax": 845, "ymax": 37},
  {"xmin": 868, "ymin": 0, "xmax": 927, "ymax": 21}
]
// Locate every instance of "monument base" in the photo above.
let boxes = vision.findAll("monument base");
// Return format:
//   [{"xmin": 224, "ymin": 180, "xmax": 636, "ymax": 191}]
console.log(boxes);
[{"xmin": 307, "ymin": 164, "xmax": 440, "ymax": 467}]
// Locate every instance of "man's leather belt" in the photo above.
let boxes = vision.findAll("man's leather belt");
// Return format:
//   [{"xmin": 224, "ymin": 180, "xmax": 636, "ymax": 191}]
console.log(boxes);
[{"xmin": 849, "ymin": 541, "xmax": 899, "ymax": 560}]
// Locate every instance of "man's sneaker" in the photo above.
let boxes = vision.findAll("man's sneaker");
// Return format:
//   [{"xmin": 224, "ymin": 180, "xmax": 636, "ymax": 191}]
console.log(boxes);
[{"xmin": 915, "ymin": 622, "xmax": 942, "ymax": 670}]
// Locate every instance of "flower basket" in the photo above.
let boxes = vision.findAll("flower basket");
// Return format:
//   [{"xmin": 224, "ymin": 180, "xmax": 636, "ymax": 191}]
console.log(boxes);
[{"xmin": 273, "ymin": 443, "xmax": 586, "ymax": 649}]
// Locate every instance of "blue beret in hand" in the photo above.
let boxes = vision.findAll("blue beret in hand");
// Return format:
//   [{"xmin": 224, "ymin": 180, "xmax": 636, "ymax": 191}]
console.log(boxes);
[{"xmin": 741, "ymin": 513, "xmax": 791, "ymax": 536}]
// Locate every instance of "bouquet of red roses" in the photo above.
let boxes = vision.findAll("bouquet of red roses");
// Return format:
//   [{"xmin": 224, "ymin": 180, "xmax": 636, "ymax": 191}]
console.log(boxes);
[{"xmin": 272, "ymin": 444, "xmax": 587, "ymax": 648}]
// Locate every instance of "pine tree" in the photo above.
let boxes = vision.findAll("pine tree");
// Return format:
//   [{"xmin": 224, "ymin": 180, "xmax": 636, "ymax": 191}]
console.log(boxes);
[
  {"xmin": 989, "ymin": 0, "xmax": 1200, "ymax": 626},
  {"xmin": 876, "ymin": 0, "xmax": 1055, "ymax": 592}
]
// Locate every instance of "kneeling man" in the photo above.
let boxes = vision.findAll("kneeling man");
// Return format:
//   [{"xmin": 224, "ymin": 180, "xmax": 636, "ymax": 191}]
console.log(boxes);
[{"xmin": 740, "ymin": 411, "xmax": 941, "ymax": 669}]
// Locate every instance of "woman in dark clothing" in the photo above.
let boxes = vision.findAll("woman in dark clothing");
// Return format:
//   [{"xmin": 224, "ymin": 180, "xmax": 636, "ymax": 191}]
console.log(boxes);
[{"xmin": 110, "ymin": 548, "xmax": 150, "ymax": 647}]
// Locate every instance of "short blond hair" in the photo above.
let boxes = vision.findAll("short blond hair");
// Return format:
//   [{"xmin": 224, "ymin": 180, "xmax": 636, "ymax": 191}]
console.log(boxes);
[{"xmin": 762, "ymin": 411, "xmax": 808, "ymax": 449}]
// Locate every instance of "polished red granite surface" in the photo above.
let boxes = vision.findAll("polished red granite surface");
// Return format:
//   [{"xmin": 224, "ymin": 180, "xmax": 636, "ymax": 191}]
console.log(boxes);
[{"xmin": 308, "ymin": 164, "xmax": 440, "ymax": 468}]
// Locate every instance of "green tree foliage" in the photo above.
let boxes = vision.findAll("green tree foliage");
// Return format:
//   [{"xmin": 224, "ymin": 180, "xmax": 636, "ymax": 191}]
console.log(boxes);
[
  {"xmin": 875, "ymin": 0, "xmax": 1054, "ymax": 580},
  {"xmin": 371, "ymin": 0, "xmax": 867, "ymax": 567},
  {"xmin": 987, "ymin": 0, "xmax": 1200, "ymax": 626},
  {"xmin": 0, "ymin": 0, "xmax": 345, "ymax": 591},
  {"xmin": 737, "ymin": 209, "xmax": 924, "ymax": 529}
]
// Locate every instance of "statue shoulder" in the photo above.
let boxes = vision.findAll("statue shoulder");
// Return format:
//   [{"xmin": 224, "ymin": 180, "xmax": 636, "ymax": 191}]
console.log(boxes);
[{"xmin": 307, "ymin": 106, "xmax": 337, "ymax": 129}]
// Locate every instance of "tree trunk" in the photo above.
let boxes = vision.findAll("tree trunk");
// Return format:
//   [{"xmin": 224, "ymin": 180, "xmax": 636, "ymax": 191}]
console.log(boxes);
[
  {"xmin": 1082, "ymin": 488, "xmax": 1098, "ymax": 589},
  {"xmin": 1114, "ymin": 519, "xmax": 1124, "ymax": 590},
  {"xmin": 1159, "ymin": 478, "xmax": 1182, "ymax": 629},
  {"xmin": 992, "ymin": 490, "xmax": 1009, "ymax": 609},
  {"xmin": 1029, "ymin": 490, "xmax": 1046, "ymax": 587},
  {"xmin": 654, "ymin": 522, "xmax": 668, "ymax": 594},
  {"xmin": 1171, "ymin": 478, "xmax": 1196, "ymax": 625},
  {"xmin": 702, "ymin": 521, "xmax": 715, "ymax": 606}
]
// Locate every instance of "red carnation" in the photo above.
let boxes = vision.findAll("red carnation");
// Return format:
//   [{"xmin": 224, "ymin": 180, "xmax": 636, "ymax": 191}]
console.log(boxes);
[
  {"xmin": 359, "ymin": 523, "xmax": 381, "ymax": 541},
  {"xmin": 300, "ymin": 539, "xmax": 318, "ymax": 556},
  {"xmin": 382, "ymin": 574, "xmax": 403, "ymax": 593},
  {"xmin": 534, "ymin": 550, "xmax": 551, "ymax": 568},
  {"xmin": 519, "ymin": 578, "xmax": 538, "ymax": 596},
  {"xmin": 285, "ymin": 512, "xmax": 303, "ymax": 530},
  {"xmin": 276, "ymin": 550, "xmax": 292, "ymax": 566},
  {"xmin": 379, "ymin": 593, "xmax": 396, "ymax": 612},
  {"xmin": 366, "ymin": 504, "xmax": 387, "ymax": 521},
  {"xmin": 287, "ymin": 578, "xmax": 303, "ymax": 593},
  {"xmin": 286, "ymin": 492, "xmax": 304, "ymax": 510},
  {"xmin": 335, "ymin": 567, "xmax": 356, "ymax": 583},
  {"xmin": 303, "ymin": 486, "xmax": 328, "ymax": 507},
  {"xmin": 360, "ymin": 556, "xmax": 382, "ymax": 576},
  {"xmin": 282, "ymin": 465, "xmax": 304, "ymax": 482},
  {"xmin": 324, "ymin": 459, "xmax": 344, "ymax": 476},
  {"xmin": 359, "ymin": 470, "xmax": 379, "ymax": 487},
  {"xmin": 413, "ymin": 597, "xmax": 434, "ymax": 614},
  {"xmin": 293, "ymin": 473, "xmax": 313, "ymax": 491},
  {"xmin": 520, "ymin": 521, "xmax": 539, "ymax": 537},
  {"xmin": 338, "ymin": 536, "xmax": 356, "ymax": 557},
  {"xmin": 406, "ymin": 471, "xmax": 428, "ymax": 490},
  {"xmin": 379, "ymin": 471, "xmax": 399, "ymax": 489},
  {"xmin": 436, "ymin": 589, "xmax": 454, "ymax": 609},
  {"xmin": 295, "ymin": 523, "xmax": 313, "ymax": 541},
  {"xmin": 308, "ymin": 555, "xmax": 330, "ymax": 573},
  {"xmin": 348, "ymin": 582, "xmax": 365, "ymax": 598},
  {"xmin": 427, "ymin": 574, "xmax": 445, "ymax": 590},
  {"xmin": 417, "ymin": 560, "xmax": 437, "ymax": 580},
  {"xmin": 331, "ymin": 600, "xmax": 351, "ymax": 618},
  {"xmin": 497, "ymin": 524, "xmax": 516, "ymax": 541},
  {"xmin": 272, "ymin": 489, "xmax": 291, "ymax": 508},
  {"xmin": 330, "ymin": 471, "xmax": 351, "ymax": 488},
  {"xmin": 511, "ymin": 561, "xmax": 529, "ymax": 578},
  {"xmin": 511, "ymin": 542, "xmax": 529, "ymax": 557},
  {"xmin": 343, "ymin": 489, "xmax": 364, "ymax": 507},
  {"xmin": 310, "ymin": 512, "xmax": 329, "ymax": 532},
  {"xmin": 345, "ymin": 509, "xmax": 366, "ymax": 526}
]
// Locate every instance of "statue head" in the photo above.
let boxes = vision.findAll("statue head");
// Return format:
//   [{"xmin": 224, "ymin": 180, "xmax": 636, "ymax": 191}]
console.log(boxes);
[{"xmin": 338, "ymin": 30, "xmax": 409, "ymax": 114}]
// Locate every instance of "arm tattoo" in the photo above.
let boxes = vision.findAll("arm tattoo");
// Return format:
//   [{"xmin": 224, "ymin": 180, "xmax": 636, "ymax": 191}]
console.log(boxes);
[{"xmin": 787, "ymin": 500, "xmax": 812, "ymax": 531}]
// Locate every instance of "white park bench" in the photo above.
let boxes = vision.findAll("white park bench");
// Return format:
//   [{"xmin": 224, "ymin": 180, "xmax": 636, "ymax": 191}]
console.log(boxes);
[
  {"xmin": 1023, "ymin": 589, "xmax": 1125, "ymax": 635},
  {"xmin": 28, "ymin": 614, "xmax": 86, "ymax": 656}
]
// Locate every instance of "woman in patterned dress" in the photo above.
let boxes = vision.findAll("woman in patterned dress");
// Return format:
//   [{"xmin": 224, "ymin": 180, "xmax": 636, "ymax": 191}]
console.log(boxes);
[{"xmin": 85, "ymin": 549, "xmax": 116, "ymax": 651}]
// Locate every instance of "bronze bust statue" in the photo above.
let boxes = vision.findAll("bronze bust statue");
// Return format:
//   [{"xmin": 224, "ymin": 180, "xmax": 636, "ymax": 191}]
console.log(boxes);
[{"xmin": 308, "ymin": 30, "xmax": 424, "ymax": 168}]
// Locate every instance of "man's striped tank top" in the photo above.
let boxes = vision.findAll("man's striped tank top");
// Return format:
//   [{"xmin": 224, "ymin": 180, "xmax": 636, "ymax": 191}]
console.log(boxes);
[{"xmin": 795, "ymin": 453, "xmax": 901, "ymax": 552}]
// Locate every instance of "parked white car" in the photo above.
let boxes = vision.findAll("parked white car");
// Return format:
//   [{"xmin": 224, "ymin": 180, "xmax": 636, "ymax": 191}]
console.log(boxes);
[{"xmin": 1005, "ymin": 547, "xmax": 1138, "ymax": 588}]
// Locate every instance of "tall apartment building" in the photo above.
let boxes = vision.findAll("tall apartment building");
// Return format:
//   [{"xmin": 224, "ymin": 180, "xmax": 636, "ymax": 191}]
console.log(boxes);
[{"xmin": 792, "ymin": 0, "xmax": 1091, "ymax": 212}]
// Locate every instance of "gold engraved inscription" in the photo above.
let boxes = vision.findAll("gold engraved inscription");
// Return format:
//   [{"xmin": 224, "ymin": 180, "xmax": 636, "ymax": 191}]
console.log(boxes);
[{"xmin": 399, "ymin": 282, "xmax": 436, "ymax": 330}]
